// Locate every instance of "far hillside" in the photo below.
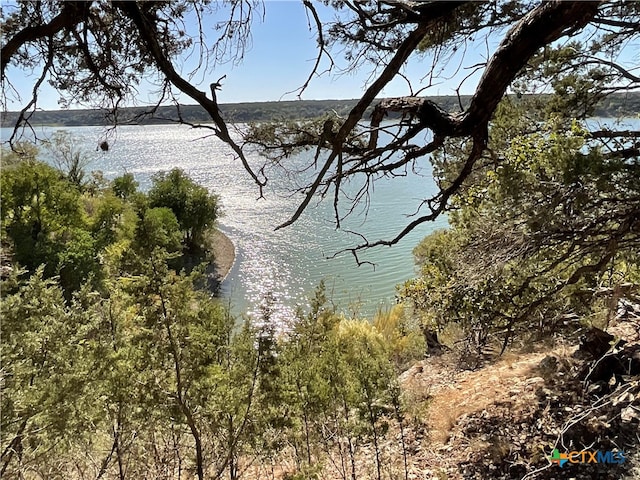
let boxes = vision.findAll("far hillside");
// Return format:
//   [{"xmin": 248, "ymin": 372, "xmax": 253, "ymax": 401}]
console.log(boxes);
[{"xmin": 2, "ymin": 92, "xmax": 638, "ymax": 127}]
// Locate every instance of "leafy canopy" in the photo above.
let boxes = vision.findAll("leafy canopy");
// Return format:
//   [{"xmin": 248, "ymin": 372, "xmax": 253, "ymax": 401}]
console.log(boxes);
[
  {"xmin": 148, "ymin": 168, "xmax": 221, "ymax": 252},
  {"xmin": 0, "ymin": 145, "xmax": 222, "ymax": 297},
  {"xmin": 401, "ymin": 100, "xmax": 640, "ymax": 352}
]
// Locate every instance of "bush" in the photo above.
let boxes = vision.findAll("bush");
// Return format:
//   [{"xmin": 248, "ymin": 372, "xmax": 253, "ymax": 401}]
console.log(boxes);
[
  {"xmin": 148, "ymin": 169, "xmax": 220, "ymax": 252},
  {"xmin": 136, "ymin": 207, "xmax": 182, "ymax": 254}
]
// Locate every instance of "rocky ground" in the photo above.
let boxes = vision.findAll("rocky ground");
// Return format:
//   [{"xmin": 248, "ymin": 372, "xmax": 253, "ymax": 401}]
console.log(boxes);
[{"xmin": 397, "ymin": 317, "xmax": 640, "ymax": 480}]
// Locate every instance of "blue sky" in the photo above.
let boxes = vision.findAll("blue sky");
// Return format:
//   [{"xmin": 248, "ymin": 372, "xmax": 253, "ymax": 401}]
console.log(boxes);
[
  {"xmin": 4, "ymin": 1, "xmax": 496, "ymax": 111},
  {"xmin": 218, "ymin": 1, "xmax": 490, "ymax": 101}
]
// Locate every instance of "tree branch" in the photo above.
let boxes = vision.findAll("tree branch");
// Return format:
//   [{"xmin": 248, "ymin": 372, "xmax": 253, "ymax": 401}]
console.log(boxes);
[
  {"xmin": 9, "ymin": 37, "xmax": 55, "ymax": 146},
  {"xmin": 462, "ymin": 0, "xmax": 601, "ymax": 130},
  {"xmin": 287, "ymin": 0, "xmax": 334, "ymax": 99},
  {"xmin": 113, "ymin": 1, "xmax": 267, "ymax": 195},
  {"xmin": 276, "ymin": 2, "xmax": 466, "ymax": 230},
  {"xmin": 590, "ymin": 130, "xmax": 640, "ymax": 139},
  {"xmin": 1, "ymin": 2, "xmax": 89, "ymax": 81}
]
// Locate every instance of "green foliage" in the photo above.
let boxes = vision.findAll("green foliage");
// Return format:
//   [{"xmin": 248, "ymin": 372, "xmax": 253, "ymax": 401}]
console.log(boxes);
[
  {"xmin": 148, "ymin": 169, "xmax": 220, "ymax": 252},
  {"xmin": 124, "ymin": 252, "xmax": 248, "ymax": 478},
  {"xmin": 42, "ymin": 131, "xmax": 93, "ymax": 189},
  {"xmin": 513, "ymin": 41, "xmax": 622, "ymax": 120},
  {"xmin": 112, "ymin": 172, "xmax": 139, "ymax": 200},
  {"xmin": 0, "ymin": 143, "xmax": 415, "ymax": 477},
  {"xmin": 373, "ymin": 304, "xmax": 425, "ymax": 370},
  {"xmin": 135, "ymin": 207, "xmax": 182, "ymax": 254},
  {"xmin": 0, "ymin": 251, "xmax": 259, "ymax": 479},
  {"xmin": 56, "ymin": 227, "xmax": 99, "ymax": 295},
  {"xmin": 0, "ymin": 270, "xmax": 107, "ymax": 475},
  {"xmin": 0, "ymin": 154, "xmax": 90, "ymax": 290},
  {"xmin": 271, "ymin": 284, "xmax": 403, "ymax": 479},
  {"xmin": 1, "ymin": 146, "xmax": 225, "ymax": 299},
  {"xmin": 2, "ymin": 0, "xmax": 638, "ymax": 474},
  {"xmin": 402, "ymin": 105, "xmax": 640, "ymax": 350},
  {"xmin": 88, "ymin": 191, "xmax": 137, "ymax": 248},
  {"xmin": 2, "ymin": 188, "xmax": 411, "ymax": 480}
]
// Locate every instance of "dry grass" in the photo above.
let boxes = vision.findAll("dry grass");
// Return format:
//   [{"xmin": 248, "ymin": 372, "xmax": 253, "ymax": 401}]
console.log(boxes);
[{"xmin": 401, "ymin": 346, "xmax": 572, "ymax": 445}]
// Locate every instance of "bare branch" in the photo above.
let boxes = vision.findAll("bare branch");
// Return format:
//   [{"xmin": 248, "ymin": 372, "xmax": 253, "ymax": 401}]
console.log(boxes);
[
  {"xmin": 592, "ymin": 17, "xmax": 640, "ymax": 29},
  {"xmin": 589, "ymin": 130, "xmax": 640, "ymax": 138},
  {"xmin": 113, "ymin": 1, "xmax": 267, "ymax": 196},
  {"xmin": 581, "ymin": 56, "xmax": 640, "ymax": 83},
  {"xmin": 9, "ymin": 38, "xmax": 55, "ymax": 146},
  {"xmin": 275, "ymin": 19, "xmax": 439, "ymax": 230},
  {"xmin": 286, "ymin": 0, "xmax": 334, "ymax": 99},
  {"xmin": 334, "ymin": 136, "xmax": 484, "ymax": 258}
]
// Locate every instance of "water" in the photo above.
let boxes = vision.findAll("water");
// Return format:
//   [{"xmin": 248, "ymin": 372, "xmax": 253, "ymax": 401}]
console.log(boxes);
[{"xmin": 1, "ymin": 123, "xmax": 447, "ymax": 322}]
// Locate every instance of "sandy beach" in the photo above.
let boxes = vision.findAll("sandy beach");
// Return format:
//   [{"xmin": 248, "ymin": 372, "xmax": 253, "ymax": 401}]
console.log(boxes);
[{"xmin": 207, "ymin": 229, "xmax": 236, "ymax": 290}]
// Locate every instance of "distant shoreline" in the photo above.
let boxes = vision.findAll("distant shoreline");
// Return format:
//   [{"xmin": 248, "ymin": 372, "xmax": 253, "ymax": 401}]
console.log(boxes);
[{"xmin": 1, "ymin": 93, "xmax": 638, "ymax": 128}]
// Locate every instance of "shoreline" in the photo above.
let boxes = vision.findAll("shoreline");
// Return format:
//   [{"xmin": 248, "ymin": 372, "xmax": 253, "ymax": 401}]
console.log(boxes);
[{"xmin": 207, "ymin": 229, "xmax": 236, "ymax": 292}]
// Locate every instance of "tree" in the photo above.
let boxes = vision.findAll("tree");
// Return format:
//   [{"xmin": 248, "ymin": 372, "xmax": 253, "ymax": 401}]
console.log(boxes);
[
  {"xmin": 261, "ymin": 284, "xmax": 411, "ymax": 480},
  {"xmin": 148, "ymin": 169, "xmax": 220, "ymax": 252},
  {"xmin": 0, "ymin": 271, "xmax": 108, "ymax": 478},
  {"xmin": 122, "ymin": 250, "xmax": 269, "ymax": 480},
  {"xmin": 42, "ymin": 131, "xmax": 93, "ymax": 189},
  {"xmin": 2, "ymin": 1, "xmax": 639, "ymax": 347},
  {"xmin": 0, "ymin": 246, "xmax": 274, "ymax": 479},
  {"xmin": 400, "ymin": 101, "xmax": 640, "ymax": 353},
  {"xmin": 135, "ymin": 207, "xmax": 183, "ymax": 255},
  {"xmin": 3, "ymin": 1, "xmax": 637, "ymax": 250},
  {"xmin": 2, "ymin": 0, "xmax": 264, "ymax": 190},
  {"xmin": 89, "ymin": 190, "xmax": 137, "ymax": 250},
  {"xmin": 112, "ymin": 173, "xmax": 139, "ymax": 201},
  {"xmin": 0, "ymin": 152, "xmax": 90, "ymax": 289}
]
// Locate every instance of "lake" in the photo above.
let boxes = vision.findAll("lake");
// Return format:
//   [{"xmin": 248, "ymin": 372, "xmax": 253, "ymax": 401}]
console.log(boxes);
[{"xmin": 1, "ymin": 123, "xmax": 447, "ymax": 323}]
